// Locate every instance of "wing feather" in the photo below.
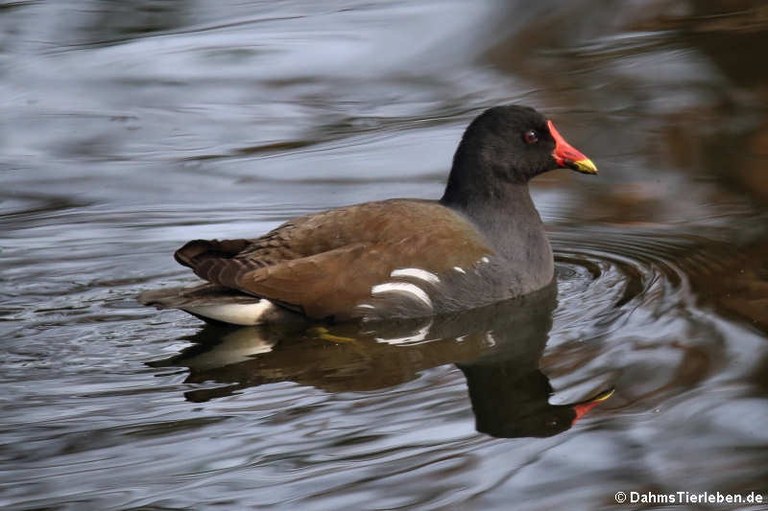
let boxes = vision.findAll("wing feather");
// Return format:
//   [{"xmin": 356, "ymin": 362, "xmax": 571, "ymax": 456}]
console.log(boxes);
[{"xmin": 173, "ymin": 200, "xmax": 492, "ymax": 320}]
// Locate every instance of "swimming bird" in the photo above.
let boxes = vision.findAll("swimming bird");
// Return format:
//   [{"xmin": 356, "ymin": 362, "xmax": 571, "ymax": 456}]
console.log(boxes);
[{"xmin": 139, "ymin": 105, "xmax": 597, "ymax": 325}]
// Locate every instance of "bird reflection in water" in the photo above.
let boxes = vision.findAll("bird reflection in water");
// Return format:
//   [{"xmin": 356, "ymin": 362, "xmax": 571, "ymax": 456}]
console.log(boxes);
[{"xmin": 150, "ymin": 284, "xmax": 612, "ymax": 439}]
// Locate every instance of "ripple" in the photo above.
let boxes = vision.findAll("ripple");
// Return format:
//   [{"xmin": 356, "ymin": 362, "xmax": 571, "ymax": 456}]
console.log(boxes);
[
  {"xmin": 553, "ymin": 228, "xmax": 703, "ymax": 311},
  {"xmin": 542, "ymin": 226, "xmax": 765, "ymax": 415},
  {"xmin": 3, "ymin": 0, "xmax": 768, "ymax": 508}
]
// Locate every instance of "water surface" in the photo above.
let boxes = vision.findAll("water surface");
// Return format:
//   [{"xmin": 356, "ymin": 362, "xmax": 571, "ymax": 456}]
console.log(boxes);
[{"xmin": 2, "ymin": 1, "xmax": 768, "ymax": 510}]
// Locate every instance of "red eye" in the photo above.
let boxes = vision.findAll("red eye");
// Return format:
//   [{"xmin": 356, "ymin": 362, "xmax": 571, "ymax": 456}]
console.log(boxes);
[{"xmin": 523, "ymin": 130, "xmax": 539, "ymax": 144}]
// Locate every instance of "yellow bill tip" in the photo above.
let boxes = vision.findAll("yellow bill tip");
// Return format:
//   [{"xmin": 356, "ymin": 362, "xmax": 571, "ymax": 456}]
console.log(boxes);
[{"xmin": 571, "ymin": 158, "xmax": 598, "ymax": 175}]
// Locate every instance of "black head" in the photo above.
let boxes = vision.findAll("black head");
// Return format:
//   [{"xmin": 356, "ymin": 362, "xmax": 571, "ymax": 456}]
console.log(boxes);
[{"xmin": 441, "ymin": 105, "xmax": 596, "ymax": 205}]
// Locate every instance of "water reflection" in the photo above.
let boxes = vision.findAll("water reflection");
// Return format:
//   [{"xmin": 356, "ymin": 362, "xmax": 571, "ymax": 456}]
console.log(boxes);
[
  {"xmin": 152, "ymin": 284, "xmax": 611, "ymax": 439},
  {"xmin": 3, "ymin": 0, "xmax": 768, "ymax": 508}
]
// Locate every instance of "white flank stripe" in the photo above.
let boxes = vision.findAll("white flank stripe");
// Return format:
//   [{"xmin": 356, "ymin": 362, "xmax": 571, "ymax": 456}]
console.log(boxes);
[
  {"xmin": 371, "ymin": 282, "xmax": 432, "ymax": 308},
  {"xmin": 390, "ymin": 268, "xmax": 440, "ymax": 284},
  {"xmin": 480, "ymin": 256, "xmax": 490, "ymax": 263},
  {"xmin": 453, "ymin": 266, "xmax": 466, "ymax": 274}
]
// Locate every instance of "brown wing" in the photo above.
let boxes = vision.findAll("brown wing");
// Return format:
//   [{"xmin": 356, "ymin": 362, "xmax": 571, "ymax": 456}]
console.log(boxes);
[{"xmin": 174, "ymin": 199, "xmax": 492, "ymax": 320}]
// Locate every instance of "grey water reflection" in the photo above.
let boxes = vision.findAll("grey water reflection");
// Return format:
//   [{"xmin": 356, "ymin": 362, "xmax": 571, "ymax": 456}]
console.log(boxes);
[
  {"xmin": 3, "ymin": 0, "xmax": 768, "ymax": 510},
  {"xmin": 152, "ymin": 285, "xmax": 611, "ymax": 439}
]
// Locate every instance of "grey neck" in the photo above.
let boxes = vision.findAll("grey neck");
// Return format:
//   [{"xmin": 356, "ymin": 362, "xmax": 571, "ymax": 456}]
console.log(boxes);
[{"xmin": 441, "ymin": 182, "xmax": 554, "ymax": 292}]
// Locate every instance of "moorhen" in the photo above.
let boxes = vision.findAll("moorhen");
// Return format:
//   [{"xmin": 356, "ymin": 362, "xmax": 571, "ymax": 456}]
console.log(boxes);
[{"xmin": 140, "ymin": 105, "xmax": 597, "ymax": 325}]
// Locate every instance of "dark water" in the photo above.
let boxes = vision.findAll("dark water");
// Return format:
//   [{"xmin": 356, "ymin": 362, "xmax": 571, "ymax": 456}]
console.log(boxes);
[{"xmin": 3, "ymin": 1, "xmax": 768, "ymax": 510}]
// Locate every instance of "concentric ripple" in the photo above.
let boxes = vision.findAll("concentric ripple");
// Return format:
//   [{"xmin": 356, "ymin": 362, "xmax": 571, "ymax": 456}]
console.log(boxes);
[
  {"xmin": 542, "ymin": 226, "xmax": 757, "ymax": 409},
  {"xmin": 551, "ymin": 227, "xmax": 728, "ymax": 321}
]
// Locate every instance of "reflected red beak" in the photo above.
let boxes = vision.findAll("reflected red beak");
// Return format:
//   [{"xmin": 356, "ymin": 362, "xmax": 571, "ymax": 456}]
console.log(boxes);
[
  {"xmin": 572, "ymin": 388, "xmax": 614, "ymax": 424},
  {"xmin": 547, "ymin": 120, "xmax": 598, "ymax": 174}
]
